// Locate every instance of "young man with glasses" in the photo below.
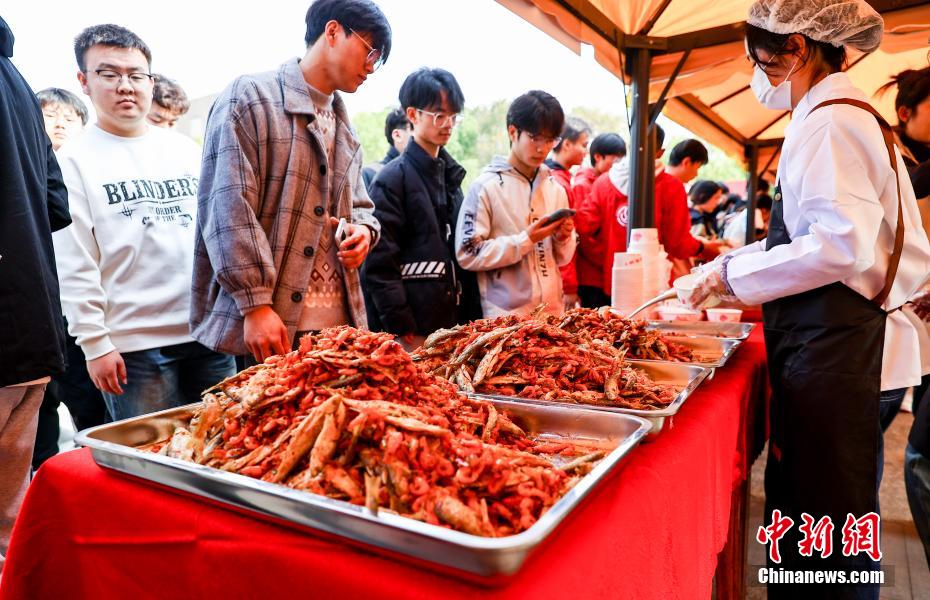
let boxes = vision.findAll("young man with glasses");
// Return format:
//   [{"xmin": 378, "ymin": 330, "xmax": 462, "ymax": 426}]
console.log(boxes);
[
  {"xmin": 455, "ymin": 90, "xmax": 575, "ymax": 318},
  {"xmin": 361, "ymin": 68, "xmax": 468, "ymax": 350},
  {"xmin": 191, "ymin": 0, "xmax": 388, "ymax": 363},
  {"xmin": 52, "ymin": 24, "xmax": 234, "ymax": 420}
]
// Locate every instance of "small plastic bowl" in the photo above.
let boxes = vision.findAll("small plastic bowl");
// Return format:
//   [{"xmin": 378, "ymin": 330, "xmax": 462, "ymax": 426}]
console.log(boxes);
[
  {"xmin": 656, "ymin": 306, "xmax": 703, "ymax": 322},
  {"xmin": 706, "ymin": 308, "xmax": 743, "ymax": 322}
]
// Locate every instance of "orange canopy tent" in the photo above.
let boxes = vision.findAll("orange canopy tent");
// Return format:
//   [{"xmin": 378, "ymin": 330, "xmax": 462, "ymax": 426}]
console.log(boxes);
[{"xmin": 497, "ymin": 0, "xmax": 930, "ymax": 242}]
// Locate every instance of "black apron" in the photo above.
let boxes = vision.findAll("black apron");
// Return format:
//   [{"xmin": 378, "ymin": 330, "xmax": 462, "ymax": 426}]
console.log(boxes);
[{"xmin": 762, "ymin": 99, "xmax": 905, "ymax": 598}]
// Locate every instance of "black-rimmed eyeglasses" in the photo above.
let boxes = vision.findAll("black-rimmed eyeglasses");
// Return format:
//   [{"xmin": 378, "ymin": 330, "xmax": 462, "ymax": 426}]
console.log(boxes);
[{"xmin": 93, "ymin": 69, "xmax": 155, "ymax": 88}]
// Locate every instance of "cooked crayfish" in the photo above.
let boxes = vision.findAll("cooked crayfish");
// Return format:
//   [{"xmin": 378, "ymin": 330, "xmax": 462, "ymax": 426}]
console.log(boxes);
[{"xmin": 156, "ymin": 326, "xmax": 598, "ymax": 537}]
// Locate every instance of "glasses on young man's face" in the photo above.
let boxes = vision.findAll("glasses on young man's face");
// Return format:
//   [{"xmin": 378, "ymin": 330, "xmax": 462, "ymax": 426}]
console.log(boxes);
[
  {"xmin": 416, "ymin": 109, "xmax": 463, "ymax": 128},
  {"xmin": 522, "ymin": 131, "xmax": 562, "ymax": 147},
  {"xmin": 347, "ymin": 28, "xmax": 384, "ymax": 71},
  {"xmin": 93, "ymin": 69, "xmax": 155, "ymax": 88}
]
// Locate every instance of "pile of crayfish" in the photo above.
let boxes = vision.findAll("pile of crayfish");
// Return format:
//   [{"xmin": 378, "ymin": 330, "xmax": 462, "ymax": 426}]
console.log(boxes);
[
  {"xmin": 555, "ymin": 307, "xmax": 694, "ymax": 362},
  {"xmin": 412, "ymin": 310, "xmax": 677, "ymax": 410},
  {"xmin": 152, "ymin": 326, "xmax": 603, "ymax": 537}
]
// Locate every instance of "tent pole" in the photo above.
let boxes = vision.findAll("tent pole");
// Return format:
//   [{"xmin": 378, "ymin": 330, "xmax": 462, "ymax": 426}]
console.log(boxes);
[
  {"xmin": 744, "ymin": 144, "xmax": 759, "ymax": 246},
  {"xmin": 627, "ymin": 46, "xmax": 655, "ymax": 242}
]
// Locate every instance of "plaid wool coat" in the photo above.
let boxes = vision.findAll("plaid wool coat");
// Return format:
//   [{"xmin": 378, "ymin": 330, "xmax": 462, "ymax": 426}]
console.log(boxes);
[{"xmin": 190, "ymin": 58, "xmax": 380, "ymax": 355}]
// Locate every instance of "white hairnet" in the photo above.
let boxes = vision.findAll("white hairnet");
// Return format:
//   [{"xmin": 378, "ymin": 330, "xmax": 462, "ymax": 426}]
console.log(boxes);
[{"xmin": 747, "ymin": 0, "xmax": 883, "ymax": 53}]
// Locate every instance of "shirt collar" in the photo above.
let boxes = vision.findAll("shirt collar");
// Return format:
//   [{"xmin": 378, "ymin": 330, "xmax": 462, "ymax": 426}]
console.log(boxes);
[{"xmin": 787, "ymin": 72, "xmax": 862, "ymax": 134}]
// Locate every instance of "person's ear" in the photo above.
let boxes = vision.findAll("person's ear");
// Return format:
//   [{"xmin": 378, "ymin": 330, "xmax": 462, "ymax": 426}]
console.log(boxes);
[
  {"xmin": 786, "ymin": 34, "xmax": 807, "ymax": 69},
  {"xmin": 77, "ymin": 70, "xmax": 90, "ymax": 95},
  {"xmin": 656, "ymin": 148, "xmax": 665, "ymax": 160},
  {"xmin": 508, "ymin": 125, "xmax": 519, "ymax": 144},
  {"xmin": 898, "ymin": 105, "xmax": 912, "ymax": 124},
  {"xmin": 325, "ymin": 20, "xmax": 340, "ymax": 46},
  {"xmin": 405, "ymin": 106, "xmax": 418, "ymax": 125}
]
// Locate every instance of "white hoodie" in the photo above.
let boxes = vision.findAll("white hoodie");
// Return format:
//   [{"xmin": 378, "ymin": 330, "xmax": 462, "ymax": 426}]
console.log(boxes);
[
  {"xmin": 455, "ymin": 156, "xmax": 575, "ymax": 318},
  {"xmin": 53, "ymin": 125, "xmax": 202, "ymax": 360}
]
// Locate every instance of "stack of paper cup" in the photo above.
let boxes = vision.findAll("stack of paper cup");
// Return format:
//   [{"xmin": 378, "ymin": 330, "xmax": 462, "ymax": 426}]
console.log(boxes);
[
  {"xmin": 628, "ymin": 229, "xmax": 668, "ymax": 319},
  {"xmin": 611, "ymin": 252, "xmax": 644, "ymax": 315}
]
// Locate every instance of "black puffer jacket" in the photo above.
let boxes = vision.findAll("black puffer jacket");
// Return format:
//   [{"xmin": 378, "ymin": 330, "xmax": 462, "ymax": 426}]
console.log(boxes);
[
  {"xmin": 362, "ymin": 139, "xmax": 469, "ymax": 335},
  {"xmin": 0, "ymin": 17, "xmax": 71, "ymax": 386}
]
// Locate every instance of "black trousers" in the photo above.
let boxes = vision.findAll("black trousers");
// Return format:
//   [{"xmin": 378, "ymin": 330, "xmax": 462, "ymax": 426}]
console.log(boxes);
[{"xmin": 32, "ymin": 318, "xmax": 110, "ymax": 469}]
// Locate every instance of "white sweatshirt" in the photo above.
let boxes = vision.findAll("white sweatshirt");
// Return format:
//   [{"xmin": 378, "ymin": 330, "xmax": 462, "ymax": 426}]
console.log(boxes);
[
  {"xmin": 455, "ymin": 156, "xmax": 575, "ymax": 318},
  {"xmin": 53, "ymin": 125, "xmax": 202, "ymax": 360}
]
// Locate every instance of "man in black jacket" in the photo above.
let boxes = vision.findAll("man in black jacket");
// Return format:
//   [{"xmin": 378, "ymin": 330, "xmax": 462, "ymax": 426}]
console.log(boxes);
[
  {"xmin": 0, "ymin": 16, "xmax": 71, "ymax": 570},
  {"xmin": 361, "ymin": 107, "xmax": 411, "ymax": 192},
  {"xmin": 362, "ymin": 67, "xmax": 472, "ymax": 349}
]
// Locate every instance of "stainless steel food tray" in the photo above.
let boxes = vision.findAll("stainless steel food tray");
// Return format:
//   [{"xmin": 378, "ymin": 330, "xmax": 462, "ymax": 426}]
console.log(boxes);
[
  {"xmin": 75, "ymin": 399, "xmax": 651, "ymax": 579},
  {"xmin": 636, "ymin": 335, "xmax": 741, "ymax": 369},
  {"xmin": 646, "ymin": 320, "xmax": 756, "ymax": 340},
  {"xmin": 471, "ymin": 361, "xmax": 710, "ymax": 437}
]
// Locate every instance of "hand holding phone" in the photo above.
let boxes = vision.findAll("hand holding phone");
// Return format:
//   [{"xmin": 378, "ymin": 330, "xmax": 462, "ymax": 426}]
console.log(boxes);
[{"xmin": 540, "ymin": 208, "xmax": 576, "ymax": 227}]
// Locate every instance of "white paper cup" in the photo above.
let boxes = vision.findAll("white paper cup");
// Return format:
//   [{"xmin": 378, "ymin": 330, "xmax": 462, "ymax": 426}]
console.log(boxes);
[
  {"xmin": 706, "ymin": 308, "xmax": 743, "ymax": 322},
  {"xmin": 672, "ymin": 273, "xmax": 721, "ymax": 309},
  {"xmin": 630, "ymin": 228, "xmax": 659, "ymax": 244},
  {"xmin": 613, "ymin": 252, "xmax": 643, "ymax": 268}
]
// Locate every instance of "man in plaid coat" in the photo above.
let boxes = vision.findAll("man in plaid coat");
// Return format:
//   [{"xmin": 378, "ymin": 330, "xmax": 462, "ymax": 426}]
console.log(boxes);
[{"xmin": 191, "ymin": 0, "xmax": 390, "ymax": 361}]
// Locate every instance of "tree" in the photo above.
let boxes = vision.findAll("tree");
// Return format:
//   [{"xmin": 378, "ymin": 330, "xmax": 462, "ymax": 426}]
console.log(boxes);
[{"xmin": 351, "ymin": 101, "xmax": 748, "ymax": 194}]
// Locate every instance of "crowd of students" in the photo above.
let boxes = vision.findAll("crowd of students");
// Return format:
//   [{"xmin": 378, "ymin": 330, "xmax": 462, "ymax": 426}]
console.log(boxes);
[
  {"xmin": 0, "ymin": 1, "xmax": 808, "ymax": 569},
  {"xmin": 6, "ymin": 0, "xmax": 930, "ymax": 579}
]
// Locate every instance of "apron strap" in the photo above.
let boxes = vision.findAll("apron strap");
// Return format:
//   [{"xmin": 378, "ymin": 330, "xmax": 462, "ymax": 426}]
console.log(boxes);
[{"xmin": 809, "ymin": 98, "xmax": 905, "ymax": 308}]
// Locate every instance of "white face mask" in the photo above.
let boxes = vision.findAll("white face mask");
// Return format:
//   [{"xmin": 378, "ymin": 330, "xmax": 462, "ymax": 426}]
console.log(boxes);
[{"xmin": 750, "ymin": 58, "xmax": 800, "ymax": 111}]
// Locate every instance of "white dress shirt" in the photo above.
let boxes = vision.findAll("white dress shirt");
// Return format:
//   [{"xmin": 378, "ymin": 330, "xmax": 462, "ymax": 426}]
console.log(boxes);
[{"xmin": 727, "ymin": 73, "xmax": 930, "ymax": 390}]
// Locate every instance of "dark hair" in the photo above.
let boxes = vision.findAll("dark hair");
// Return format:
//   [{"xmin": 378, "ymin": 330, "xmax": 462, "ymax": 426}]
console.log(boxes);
[
  {"xmin": 398, "ymin": 67, "xmax": 465, "ymax": 113},
  {"xmin": 304, "ymin": 0, "xmax": 391, "ymax": 63},
  {"xmin": 878, "ymin": 66, "xmax": 930, "ymax": 126},
  {"xmin": 152, "ymin": 74, "xmax": 190, "ymax": 114},
  {"xmin": 757, "ymin": 177, "xmax": 771, "ymax": 193},
  {"xmin": 654, "ymin": 123, "xmax": 666, "ymax": 150},
  {"xmin": 383, "ymin": 107, "xmax": 410, "ymax": 146},
  {"xmin": 668, "ymin": 139, "xmax": 709, "ymax": 166},
  {"xmin": 36, "ymin": 88, "xmax": 89, "ymax": 125},
  {"xmin": 717, "ymin": 181, "xmax": 730, "ymax": 195},
  {"xmin": 553, "ymin": 116, "xmax": 591, "ymax": 152},
  {"xmin": 506, "ymin": 90, "xmax": 564, "ymax": 139},
  {"xmin": 589, "ymin": 132, "xmax": 626, "ymax": 163},
  {"xmin": 689, "ymin": 180, "xmax": 722, "ymax": 206},
  {"xmin": 74, "ymin": 24, "xmax": 151, "ymax": 72},
  {"xmin": 756, "ymin": 193, "xmax": 773, "ymax": 211},
  {"xmin": 720, "ymin": 192, "xmax": 742, "ymax": 211},
  {"xmin": 745, "ymin": 24, "xmax": 846, "ymax": 77}
]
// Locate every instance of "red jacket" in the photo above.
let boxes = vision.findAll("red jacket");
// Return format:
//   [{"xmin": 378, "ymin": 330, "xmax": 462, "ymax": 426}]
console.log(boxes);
[
  {"xmin": 571, "ymin": 167, "xmax": 604, "ymax": 289},
  {"xmin": 575, "ymin": 172, "xmax": 628, "ymax": 297},
  {"xmin": 654, "ymin": 171, "xmax": 702, "ymax": 260},
  {"xmin": 546, "ymin": 160, "xmax": 578, "ymax": 295}
]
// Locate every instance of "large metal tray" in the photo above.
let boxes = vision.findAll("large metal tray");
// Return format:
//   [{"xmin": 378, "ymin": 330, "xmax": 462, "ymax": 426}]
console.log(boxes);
[
  {"xmin": 471, "ymin": 361, "xmax": 710, "ymax": 437},
  {"xmin": 637, "ymin": 335, "xmax": 741, "ymax": 369},
  {"xmin": 646, "ymin": 320, "xmax": 756, "ymax": 340},
  {"xmin": 75, "ymin": 398, "xmax": 651, "ymax": 579}
]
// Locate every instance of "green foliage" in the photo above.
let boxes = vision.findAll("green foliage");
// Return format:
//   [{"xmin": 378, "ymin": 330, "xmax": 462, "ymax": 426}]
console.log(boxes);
[
  {"xmin": 353, "ymin": 107, "xmax": 392, "ymax": 166},
  {"xmin": 351, "ymin": 101, "xmax": 748, "ymax": 192}
]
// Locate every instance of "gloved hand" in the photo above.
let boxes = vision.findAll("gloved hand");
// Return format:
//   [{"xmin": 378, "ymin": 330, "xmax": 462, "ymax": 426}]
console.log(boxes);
[{"xmin": 678, "ymin": 258, "xmax": 739, "ymax": 309}]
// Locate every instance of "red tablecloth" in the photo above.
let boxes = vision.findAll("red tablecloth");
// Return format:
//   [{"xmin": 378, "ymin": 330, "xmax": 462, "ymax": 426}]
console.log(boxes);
[{"xmin": 0, "ymin": 330, "xmax": 768, "ymax": 600}]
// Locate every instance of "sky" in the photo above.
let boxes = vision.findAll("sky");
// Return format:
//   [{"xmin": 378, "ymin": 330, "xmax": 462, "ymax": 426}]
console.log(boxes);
[{"xmin": 2, "ymin": 0, "xmax": 647, "ymax": 121}]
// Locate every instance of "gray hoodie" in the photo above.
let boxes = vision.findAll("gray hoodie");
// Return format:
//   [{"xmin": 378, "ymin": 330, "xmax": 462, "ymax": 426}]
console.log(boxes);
[{"xmin": 455, "ymin": 156, "xmax": 575, "ymax": 318}]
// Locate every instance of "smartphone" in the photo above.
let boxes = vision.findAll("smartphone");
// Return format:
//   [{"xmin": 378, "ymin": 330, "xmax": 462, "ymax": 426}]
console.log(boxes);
[
  {"xmin": 335, "ymin": 218, "xmax": 349, "ymax": 243},
  {"xmin": 540, "ymin": 208, "xmax": 576, "ymax": 227}
]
